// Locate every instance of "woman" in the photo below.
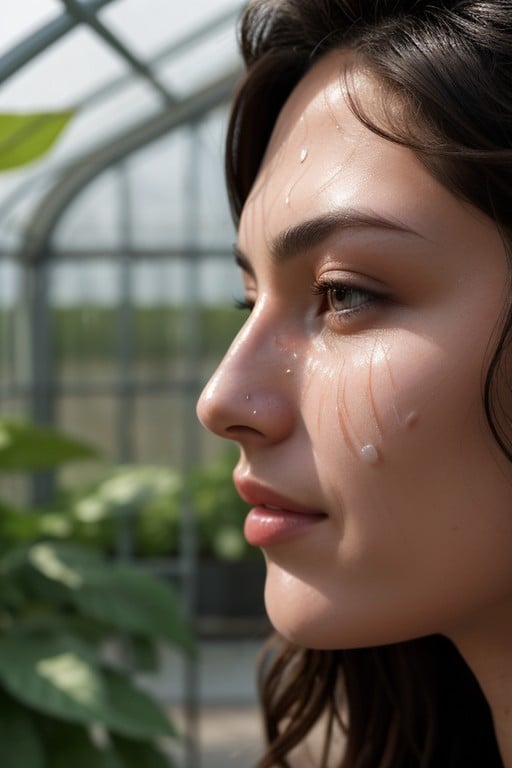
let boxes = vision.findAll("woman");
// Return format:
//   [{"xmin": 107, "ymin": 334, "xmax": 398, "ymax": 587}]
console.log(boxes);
[{"xmin": 197, "ymin": 1, "xmax": 512, "ymax": 765}]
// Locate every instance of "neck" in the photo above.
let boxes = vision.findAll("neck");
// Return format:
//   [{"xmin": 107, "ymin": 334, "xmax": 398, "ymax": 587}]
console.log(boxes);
[{"xmin": 449, "ymin": 604, "xmax": 512, "ymax": 768}]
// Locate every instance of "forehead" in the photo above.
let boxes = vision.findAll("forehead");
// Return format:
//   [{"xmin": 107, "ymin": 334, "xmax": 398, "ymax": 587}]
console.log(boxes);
[{"xmin": 238, "ymin": 51, "xmax": 430, "ymax": 247}]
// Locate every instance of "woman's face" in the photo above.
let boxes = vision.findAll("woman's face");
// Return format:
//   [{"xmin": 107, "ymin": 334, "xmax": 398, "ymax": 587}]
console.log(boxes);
[{"xmin": 197, "ymin": 52, "xmax": 512, "ymax": 650}]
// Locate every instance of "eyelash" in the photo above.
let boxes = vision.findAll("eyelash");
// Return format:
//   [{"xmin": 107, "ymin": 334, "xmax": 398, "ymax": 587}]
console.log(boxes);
[
  {"xmin": 233, "ymin": 297, "xmax": 254, "ymax": 312},
  {"xmin": 233, "ymin": 280, "xmax": 378, "ymax": 319},
  {"xmin": 312, "ymin": 278, "xmax": 375, "ymax": 318}
]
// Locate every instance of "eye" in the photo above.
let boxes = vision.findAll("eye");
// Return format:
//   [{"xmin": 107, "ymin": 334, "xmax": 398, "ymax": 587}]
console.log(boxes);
[
  {"xmin": 233, "ymin": 297, "xmax": 255, "ymax": 312},
  {"xmin": 313, "ymin": 279, "xmax": 373, "ymax": 315}
]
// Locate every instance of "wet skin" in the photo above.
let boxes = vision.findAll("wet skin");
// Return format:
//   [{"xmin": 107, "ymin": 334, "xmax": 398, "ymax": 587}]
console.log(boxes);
[{"xmin": 197, "ymin": 51, "xmax": 512, "ymax": 654}]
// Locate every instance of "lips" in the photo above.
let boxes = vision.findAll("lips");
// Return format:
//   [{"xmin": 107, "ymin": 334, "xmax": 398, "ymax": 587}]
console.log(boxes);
[{"xmin": 234, "ymin": 476, "xmax": 327, "ymax": 547}]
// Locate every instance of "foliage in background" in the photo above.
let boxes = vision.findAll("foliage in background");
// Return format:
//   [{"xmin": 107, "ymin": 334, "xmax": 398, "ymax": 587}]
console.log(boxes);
[
  {"xmin": 0, "ymin": 111, "xmax": 74, "ymax": 170},
  {"xmin": 47, "ymin": 449, "xmax": 252, "ymax": 562},
  {"xmin": 0, "ymin": 417, "xmax": 194, "ymax": 768},
  {"xmin": 49, "ymin": 305, "xmax": 245, "ymax": 363},
  {"xmin": 190, "ymin": 449, "xmax": 253, "ymax": 561}
]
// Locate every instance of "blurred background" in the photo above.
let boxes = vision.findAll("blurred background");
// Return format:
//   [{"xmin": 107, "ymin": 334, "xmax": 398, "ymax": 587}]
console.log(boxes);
[{"xmin": 0, "ymin": 1, "xmax": 268, "ymax": 766}]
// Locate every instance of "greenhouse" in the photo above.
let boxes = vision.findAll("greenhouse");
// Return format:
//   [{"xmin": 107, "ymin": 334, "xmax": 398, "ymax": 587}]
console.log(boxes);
[{"xmin": 0, "ymin": 2, "xmax": 263, "ymax": 766}]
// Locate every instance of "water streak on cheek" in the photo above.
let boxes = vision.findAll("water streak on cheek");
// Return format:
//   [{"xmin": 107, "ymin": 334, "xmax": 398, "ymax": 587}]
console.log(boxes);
[
  {"xmin": 383, "ymin": 347, "xmax": 406, "ymax": 428},
  {"xmin": 368, "ymin": 341, "xmax": 384, "ymax": 441},
  {"xmin": 335, "ymin": 361, "xmax": 360, "ymax": 459},
  {"xmin": 335, "ymin": 347, "xmax": 387, "ymax": 465},
  {"xmin": 382, "ymin": 348, "xmax": 421, "ymax": 432}
]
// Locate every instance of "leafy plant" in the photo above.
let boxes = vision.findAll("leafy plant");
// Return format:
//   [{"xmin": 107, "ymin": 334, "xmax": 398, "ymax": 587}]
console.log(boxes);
[
  {"xmin": 0, "ymin": 417, "xmax": 194, "ymax": 767},
  {"xmin": 190, "ymin": 449, "xmax": 254, "ymax": 561},
  {"xmin": 0, "ymin": 111, "xmax": 74, "ymax": 170}
]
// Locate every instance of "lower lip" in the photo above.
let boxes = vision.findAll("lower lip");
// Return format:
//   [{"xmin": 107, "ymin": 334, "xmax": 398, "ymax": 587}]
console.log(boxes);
[{"xmin": 244, "ymin": 506, "xmax": 327, "ymax": 547}]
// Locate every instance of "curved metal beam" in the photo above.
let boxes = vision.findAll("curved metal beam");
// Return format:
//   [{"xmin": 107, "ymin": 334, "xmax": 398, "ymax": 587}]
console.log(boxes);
[
  {"xmin": 18, "ymin": 67, "xmax": 240, "ymax": 265},
  {"xmin": 0, "ymin": 5, "xmax": 241, "ymax": 227},
  {"xmin": 61, "ymin": 0, "xmax": 176, "ymax": 106},
  {"xmin": 0, "ymin": 0, "xmax": 116, "ymax": 86}
]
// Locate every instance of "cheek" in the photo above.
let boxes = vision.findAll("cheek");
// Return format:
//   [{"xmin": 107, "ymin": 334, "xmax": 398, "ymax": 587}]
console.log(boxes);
[
  {"xmin": 303, "ymin": 331, "xmax": 501, "ymax": 524},
  {"xmin": 305, "ymin": 337, "xmax": 425, "ymax": 460}
]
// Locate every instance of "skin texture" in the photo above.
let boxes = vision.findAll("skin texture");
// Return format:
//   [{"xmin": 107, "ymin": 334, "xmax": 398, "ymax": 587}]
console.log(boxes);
[{"xmin": 197, "ymin": 51, "xmax": 512, "ymax": 760}]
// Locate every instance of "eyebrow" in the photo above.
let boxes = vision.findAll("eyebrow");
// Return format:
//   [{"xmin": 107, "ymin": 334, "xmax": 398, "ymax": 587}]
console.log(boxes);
[{"xmin": 234, "ymin": 208, "xmax": 424, "ymax": 271}]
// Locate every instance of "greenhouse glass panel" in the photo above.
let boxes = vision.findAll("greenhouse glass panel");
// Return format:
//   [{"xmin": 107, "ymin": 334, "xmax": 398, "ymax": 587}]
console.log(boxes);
[
  {"xmin": 53, "ymin": 169, "xmax": 123, "ymax": 249},
  {"xmin": 0, "ymin": 1, "xmax": 62, "ymax": 58},
  {"xmin": 100, "ymin": 0, "xmax": 242, "ymax": 60},
  {"xmin": 0, "ymin": 25, "xmax": 128, "ymax": 112},
  {"xmin": 158, "ymin": 25, "xmax": 240, "ymax": 99}
]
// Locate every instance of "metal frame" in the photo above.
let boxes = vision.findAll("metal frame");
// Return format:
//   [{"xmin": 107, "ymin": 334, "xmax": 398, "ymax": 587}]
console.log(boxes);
[
  {"xmin": 0, "ymin": 0, "xmax": 117, "ymax": 86},
  {"xmin": 0, "ymin": 7, "xmax": 243, "ymax": 766},
  {"xmin": 60, "ymin": 0, "xmax": 177, "ymax": 106},
  {"xmin": 18, "ymin": 68, "xmax": 238, "ymax": 265}
]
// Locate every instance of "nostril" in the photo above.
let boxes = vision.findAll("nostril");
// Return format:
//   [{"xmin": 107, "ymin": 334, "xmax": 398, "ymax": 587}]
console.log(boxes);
[{"xmin": 226, "ymin": 425, "xmax": 265, "ymax": 439}]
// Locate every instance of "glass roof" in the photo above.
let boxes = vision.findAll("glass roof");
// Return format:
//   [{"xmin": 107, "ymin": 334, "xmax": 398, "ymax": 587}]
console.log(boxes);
[{"xmin": 0, "ymin": 0, "xmax": 244, "ymax": 256}]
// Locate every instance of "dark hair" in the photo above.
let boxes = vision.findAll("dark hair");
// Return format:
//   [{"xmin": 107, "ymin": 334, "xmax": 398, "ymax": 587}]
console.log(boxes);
[{"xmin": 225, "ymin": 1, "xmax": 512, "ymax": 766}]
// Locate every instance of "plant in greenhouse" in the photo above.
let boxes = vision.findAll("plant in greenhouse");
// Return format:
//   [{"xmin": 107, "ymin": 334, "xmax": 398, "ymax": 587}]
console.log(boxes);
[
  {"xmin": 0, "ymin": 416, "xmax": 194, "ymax": 767},
  {"xmin": 51, "ymin": 450, "xmax": 252, "ymax": 563},
  {"xmin": 190, "ymin": 449, "xmax": 254, "ymax": 562},
  {"xmin": 0, "ymin": 111, "xmax": 74, "ymax": 170}
]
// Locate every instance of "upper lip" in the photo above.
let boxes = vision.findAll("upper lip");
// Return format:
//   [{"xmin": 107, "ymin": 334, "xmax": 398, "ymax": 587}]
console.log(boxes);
[{"xmin": 234, "ymin": 475, "xmax": 326, "ymax": 516}]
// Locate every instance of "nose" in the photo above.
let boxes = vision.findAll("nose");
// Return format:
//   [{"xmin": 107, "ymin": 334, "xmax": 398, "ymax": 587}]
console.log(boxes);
[{"xmin": 196, "ymin": 314, "xmax": 296, "ymax": 445}]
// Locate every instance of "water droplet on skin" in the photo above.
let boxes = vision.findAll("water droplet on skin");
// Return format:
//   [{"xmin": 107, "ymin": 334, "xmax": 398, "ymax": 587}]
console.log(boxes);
[
  {"xmin": 285, "ymin": 193, "xmax": 291, "ymax": 205},
  {"xmin": 360, "ymin": 444, "xmax": 380, "ymax": 464},
  {"xmin": 285, "ymin": 369, "xmax": 293, "ymax": 375},
  {"xmin": 300, "ymin": 147, "xmax": 308, "ymax": 163},
  {"xmin": 252, "ymin": 410, "xmax": 257, "ymax": 416},
  {"xmin": 405, "ymin": 411, "xmax": 418, "ymax": 428},
  {"xmin": 245, "ymin": 394, "xmax": 251, "ymax": 401}
]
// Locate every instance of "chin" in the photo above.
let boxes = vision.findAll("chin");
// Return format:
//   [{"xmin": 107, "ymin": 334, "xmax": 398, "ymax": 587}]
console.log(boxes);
[{"xmin": 263, "ymin": 563, "xmax": 437, "ymax": 651}]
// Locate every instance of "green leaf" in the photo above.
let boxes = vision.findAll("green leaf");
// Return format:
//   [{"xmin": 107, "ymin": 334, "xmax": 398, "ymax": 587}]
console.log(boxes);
[
  {"xmin": 102, "ymin": 667, "xmax": 178, "ymax": 740},
  {"xmin": 129, "ymin": 635, "xmax": 159, "ymax": 673},
  {"xmin": 0, "ymin": 418, "xmax": 97, "ymax": 471},
  {"xmin": 28, "ymin": 541, "xmax": 102, "ymax": 589},
  {"xmin": 74, "ymin": 566, "xmax": 195, "ymax": 654},
  {"xmin": 27, "ymin": 541, "xmax": 195, "ymax": 654},
  {"xmin": 73, "ymin": 466, "xmax": 181, "ymax": 522},
  {"xmin": 0, "ymin": 633, "xmax": 104, "ymax": 724},
  {"xmin": 0, "ymin": 501, "xmax": 42, "ymax": 545},
  {"xmin": 0, "ymin": 111, "xmax": 74, "ymax": 170},
  {"xmin": 45, "ymin": 722, "xmax": 123, "ymax": 768},
  {"xmin": 0, "ymin": 632, "xmax": 177, "ymax": 739},
  {"xmin": 113, "ymin": 734, "xmax": 175, "ymax": 768},
  {"xmin": 0, "ymin": 692, "xmax": 44, "ymax": 768}
]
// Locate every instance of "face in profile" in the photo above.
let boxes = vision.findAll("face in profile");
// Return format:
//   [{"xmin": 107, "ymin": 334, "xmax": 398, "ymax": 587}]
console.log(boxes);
[{"xmin": 197, "ymin": 51, "xmax": 512, "ymax": 651}]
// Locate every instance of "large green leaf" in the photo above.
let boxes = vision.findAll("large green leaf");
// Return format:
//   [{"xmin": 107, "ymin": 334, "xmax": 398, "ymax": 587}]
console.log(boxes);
[
  {"xmin": 27, "ymin": 541, "xmax": 195, "ymax": 654},
  {"xmin": 0, "ymin": 633, "xmax": 104, "ymax": 724},
  {"xmin": 113, "ymin": 734, "xmax": 176, "ymax": 768},
  {"xmin": 0, "ymin": 418, "xmax": 97, "ymax": 471},
  {"xmin": 45, "ymin": 723, "xmax": 123, "ymax": 768},
  {"xmin": 129, "ymin": 635, "xmax": 159, "ymax": 673},
  {"xmin": 73, "ymin": 566, "xmax": 195, "ymax": 654},
  {"xmin": 0, "ymin": 693, "xmax": 44, "ymax": 768},
  {"xmin": 0, "ymin": 111, "xmax": 74, "ymax": 170},
  {"xmin": 0, "ymin": 632, "xmax": 177, "ymax": 739},
  {"xmin": 102, "ymin": 668, "xmax": 178, "ymax": 740}
]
